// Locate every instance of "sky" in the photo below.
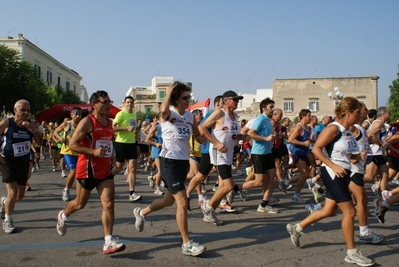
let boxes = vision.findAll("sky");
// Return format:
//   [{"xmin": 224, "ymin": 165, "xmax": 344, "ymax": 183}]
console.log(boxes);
[{"xmin": 2, "ymin": 0, "xmax": 399, "ymax": 107}]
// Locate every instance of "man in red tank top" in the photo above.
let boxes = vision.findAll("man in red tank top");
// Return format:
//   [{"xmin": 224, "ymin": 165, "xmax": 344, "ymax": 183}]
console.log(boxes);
[{"xmin": 55, "ymin": 91, "xmax": 125, "ymax": 255}]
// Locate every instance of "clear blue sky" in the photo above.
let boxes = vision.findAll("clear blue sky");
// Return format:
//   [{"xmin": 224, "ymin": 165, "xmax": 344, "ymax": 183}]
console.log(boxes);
[{"xmin": 2, "ymin": 0, "xmax": 399, "ymax": 107}]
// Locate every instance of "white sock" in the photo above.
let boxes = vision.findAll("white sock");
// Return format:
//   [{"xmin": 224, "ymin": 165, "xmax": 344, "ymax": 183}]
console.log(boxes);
[
  {"xmin": 295, "ymin": 224, "xmax": 303, "ymax": 233},
  {"xmin": 347, "ymin": 248, "xmax": 357, "ymax": 255},
  {"xmin": 139, "ymin": 210, "xmax": 145, "ymax": 218},
  {"xmin": 311, "ymin": 177, "xmax": 318, "ymax": 183},
  {"xmin": 61, "ymin": 212, "xmax": 68, "ymax": 221},
  {"xmin": 104, "ymin": 235, "xmax": 112, "ymax": 242},
  {"xmin": 220, "ymin": 199, "xmax": 226, "ymax": 205},
  {"xmin": 359, "ymin": 225, "xmax": 369, "ymax": 236},
  {"xmin": 5, "ymin": 214, "xmax": 12, "ymax": 222}
]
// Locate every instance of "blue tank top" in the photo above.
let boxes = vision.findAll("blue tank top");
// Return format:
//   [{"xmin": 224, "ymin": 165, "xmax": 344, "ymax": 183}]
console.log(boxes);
[
  {"xmin": 291, "ymin": 123, "xmax": 311, "ymax": 156},
  {"xmin": 200, "ymin": 112, "xmax": 213, "ymax": 154},
  {"xmin": 1, "ymin": 118, "xmax": 33, "ymax": 162}
]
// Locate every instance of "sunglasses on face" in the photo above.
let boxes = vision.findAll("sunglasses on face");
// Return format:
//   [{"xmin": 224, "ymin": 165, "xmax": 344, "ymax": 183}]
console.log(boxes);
[
  {"xmin": 181, "ymin": 96, "xmax": 191, "ymax": 101},
  {"xmin": 98, "ymin": 100, "xmax": 113, "ymax": 105}
]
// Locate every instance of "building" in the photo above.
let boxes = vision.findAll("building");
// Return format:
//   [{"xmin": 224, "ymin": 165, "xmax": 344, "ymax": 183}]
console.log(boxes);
[
  {"xmin": 272, "ymin": 76, "xmax": 378, "ymax": 120},
  {"xmin": 79, "ymin": 85, "xmax": 89, "ymax": 103},
  {"xmin": 0, "ymin": 33, "xmax": 82, "ymax": 95}
]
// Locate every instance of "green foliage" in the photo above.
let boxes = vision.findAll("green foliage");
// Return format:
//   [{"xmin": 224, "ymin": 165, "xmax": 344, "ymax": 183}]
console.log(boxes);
[
  {"xmin": 0, "ymin": 45, "xmax": 82, "ymax": 117},
  {"xmin": 388, "ymin": 64, "xmax": 399, "ymax": 121}
]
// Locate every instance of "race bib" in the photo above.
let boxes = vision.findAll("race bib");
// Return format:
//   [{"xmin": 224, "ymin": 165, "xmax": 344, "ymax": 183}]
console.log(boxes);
[
  {"xmin": 95, "ymin": 140, "xmax": 113, "ymax": 158},
  {"xmin": 174, "ymin": 122, "xmax": 190, "ymax": 139},
  {"xmin": 12, "ymin": 141, "xmax": 31, "ymax": 157}
]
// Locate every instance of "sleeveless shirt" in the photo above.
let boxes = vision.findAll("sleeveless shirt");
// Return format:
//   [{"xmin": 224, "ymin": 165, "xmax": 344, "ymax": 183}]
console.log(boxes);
[{"xmin": 75, "ymin": 114, "xmax": 114, "ymax": 179}]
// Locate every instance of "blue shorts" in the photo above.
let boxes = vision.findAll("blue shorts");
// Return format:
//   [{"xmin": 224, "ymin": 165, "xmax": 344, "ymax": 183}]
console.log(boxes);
[{"xmin": 63, "ymin": 154, "xmax": 78, "ymax": 170}]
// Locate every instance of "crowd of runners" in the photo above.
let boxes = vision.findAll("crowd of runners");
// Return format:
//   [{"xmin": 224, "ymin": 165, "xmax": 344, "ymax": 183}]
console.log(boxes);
[{"xmin": 1, "ymin": 83, "xmax": 399, "ymax": 266}]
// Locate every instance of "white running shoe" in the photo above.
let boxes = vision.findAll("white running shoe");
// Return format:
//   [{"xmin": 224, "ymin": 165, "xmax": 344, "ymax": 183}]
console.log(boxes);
[
  {"xmin": 62, "ymin": 189, "xmax": 71, "ymax": 201},
  {"xmin": 182, "ymin": 240, "xmax": 205, "ymax": 256},
  {"xmin": 133, "ymin": 207, "xmax": 145, "ymax": 232},
  {"xmin": 103, "ymin": 237, "xmax": 126, "ymax": 255},
  {"xmin": 344, "ymin": 249, "xmax": 374, "ymax": 266},
  {"xmin": 56, "ymin": 210, "xmax": 68, "ymax": 236},
  {"xmin": 154, "ymin": 188, "xmax": 164, "ymax": 195},
  {"xmin": 129, "ymin": 192, "xmax": 142, "ymax": 202},
  {"xmin": 3, "ymin": 219, "xmax": 15, "ymax": 234}
]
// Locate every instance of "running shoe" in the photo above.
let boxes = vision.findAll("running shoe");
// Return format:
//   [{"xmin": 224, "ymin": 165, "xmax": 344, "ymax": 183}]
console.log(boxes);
[
  {"xmin": 358, "ymin": 230, "xmax": 385, "ymax": 244},
  {"xmin": 52, "ymin": 166, "xmax": 56, "ymax": 172},
  {"xmin": 3, "ymin": 219, "xmax": 15, "ymax": 234},
  {"xmin": 133, "ymin": 207, "xmax": 145, "ymax": 232},
  {"xmin": 381, "ymin": 190, "xmax": 390, "ymax": 201},
  {"xmin": 61, "ymin": 170, "xmax": 67, "ymax": 178},
  {"xmin": 212, "ymin": 185, "xmax": 218, "ymax": 192},
  {"xmin": 257, "ymin": 204, "xmax": 279, "ymax": 214},
  {"xmin": 62, "ymin": 189, "xmax": 71, "ymax": 201},
  {"xmin": 218, "ymin": 203, "xmax": 237, "ymax": 213},
  {"xmin": 370, "ymin": 184, "xmax": 380, "ymax": 197},
  {"xmin": 278, "ymin": 180, "xmax": 287, "ymax": 195},
  {"xmin": 268, "ymin": 197, "xmax": 280, "ymax": 206},
  {"xmin": 198, "ymin": 197, "xmax": 206, "ymax": 207},
  {"xmin": 0, "ymin": 196, "xmax": 5, "ymax": 220},
  {"xmin": 392, "ymin": 177, "xmax": 399, "ymax": 185},
  {"xmin": 103, "ymin": 237, "xmax": 126, "ymax": 255},
  {"xmin": 312, "ymin": 185, "xmax": 322, "ymax": 203},
  {"xmin": 129, "ymin": 192, "xmax": 142, "ymax": 202},
  {"xmin": 373, "ymin": 198, "xmax": 388, "ymax": 224},
  {"xmin": 201, "ymin": 201, "xmax": 223, "ymax": 226},
  {"xmin": 305, "ymin": 204, "xmax": 314, "ymax": 216},
  {"xmin": 226, "ymin": 190, "xmax": 236, "ymax": 204},
  {"xmin": 292, "ymin": 194, "xmax": 307, "ymax": 204},
  {"xmin": 236, "ymin": 169, "xmax": 246, "ymax": 176},
  {"xmin": 182, "ymin": 240, "xmax": 205, "ymax": 256},
  {"xmin": 286, "ymin": 223, "xmax": 303, "ymax": 247},
  {"xmin": 147, "ymin": 176, "xmax": 155, "ymax": 189},
  {"xmin": 237, "ymin": 189, "xmax": 247, "ymax": 201},
  {"xmin": 56, "ymin": 210, "xmax": 68, "ymax": 236},
  {"xmin": 154, "ymin": 188, "xmax": 164, "ymax": 195},
  {"xmin": 306, "ymin": 178, "xmax": 314, "ymax": 190},
  {"xmin": 344, "ymin": 249, "xmax": 374, "ymax": 266}
]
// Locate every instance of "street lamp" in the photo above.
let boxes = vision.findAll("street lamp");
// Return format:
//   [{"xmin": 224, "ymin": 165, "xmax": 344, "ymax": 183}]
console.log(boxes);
[{"xmin": 328, "ymin": 87, "xmax": 345, "ymax": 107}]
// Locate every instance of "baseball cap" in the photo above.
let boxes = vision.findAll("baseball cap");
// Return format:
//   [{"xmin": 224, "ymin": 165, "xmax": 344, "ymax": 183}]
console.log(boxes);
[{"xmin": 222, "ymin": 90, "xmax": 243, "ymax": 100}]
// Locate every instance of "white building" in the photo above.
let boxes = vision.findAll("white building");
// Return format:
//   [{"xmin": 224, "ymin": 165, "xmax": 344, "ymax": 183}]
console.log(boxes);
[{"xmin": 0, "ymin": 33, "xmax": 82, "ymax": 94}]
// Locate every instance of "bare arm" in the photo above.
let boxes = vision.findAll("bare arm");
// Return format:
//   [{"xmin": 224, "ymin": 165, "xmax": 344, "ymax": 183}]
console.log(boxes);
[
  {"xmin": 145, "ymin": 125, "xmax": 161, "ymax": 148},
  {"xmin": 53, "ymin": 121, "xmax": 69, "ymax": 143},
  {"xmin": 288, "ymin": 124, "xmax": 311, "ymax": 147},
  {"xmin": 159, "ymin": 85, "xmax": 175, "ymax": 123}
]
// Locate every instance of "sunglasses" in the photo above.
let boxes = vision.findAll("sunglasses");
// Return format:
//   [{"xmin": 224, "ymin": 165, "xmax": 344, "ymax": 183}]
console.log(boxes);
[
  {"xmin": 181, "ymin": 96, "xmax": 191, "ymax": 101},
  {"xmin": 98, "ymin": 100, "xmax": 113, "ymax": 105}
]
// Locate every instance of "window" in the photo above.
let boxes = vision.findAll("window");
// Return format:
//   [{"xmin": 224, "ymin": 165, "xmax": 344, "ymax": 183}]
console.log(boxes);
[
  {"xmin": 159, "ymin": 90, "xmax": 165, "ymax": 101},
  {"xmin": 57, "ymin": 77, "xmax": 61, "ymax": 86},
  {"xmin": 73, "ymin": 85, "xmax": 76, "ymax": 93},
  {"xmin": 145, "ymin": 106, "xmax": 151, "ymax": 114},
  {"xmin": 283, "ymin": 101, "xmax": 294, "ymax": 112},
  {"xmin": 308, "ymin": 101, "xmax": 319, "ymax": 112},
  {"xmin": 46, "ymin": 71, "xmax": 52, "ymax": 86},
  {"xmin": 34, "ymin": 64, "xmax": 41, "ymax": 78},
  {"xmin": 66, "ymin": 81, "xmax": 70, "ymax": 91}
]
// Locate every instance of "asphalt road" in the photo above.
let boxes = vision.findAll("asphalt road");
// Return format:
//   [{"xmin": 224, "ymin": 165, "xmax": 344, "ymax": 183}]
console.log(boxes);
[{"xmin": 0, "ymin": 154, "xmax": 398, "ymax": 267}]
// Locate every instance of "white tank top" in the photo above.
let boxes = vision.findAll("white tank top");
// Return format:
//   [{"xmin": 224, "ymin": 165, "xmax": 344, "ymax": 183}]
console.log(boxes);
[
  {"xmin": 351, "ymin": 124, "xmax": 372, "ymax": 175},
  {"xmin": 210, "ymin": 109, "xmax": 241, "ymax": 165},
  {"xmin": 367, "ymin": 119, "xmax": 388, "ymax": 155},
  {"xmin": 160, "ymin": 108, "xmax": 193, "ymax": 160},
  {"xmin": 322, "ymin": 122, "xmax": 358, "ymax": 179}
]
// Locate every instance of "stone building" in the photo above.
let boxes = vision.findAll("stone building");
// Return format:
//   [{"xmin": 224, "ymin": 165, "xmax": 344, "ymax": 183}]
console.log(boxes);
[{"xmin": 237, "ymin": 76, "xmax": 379, "ymax": 121}]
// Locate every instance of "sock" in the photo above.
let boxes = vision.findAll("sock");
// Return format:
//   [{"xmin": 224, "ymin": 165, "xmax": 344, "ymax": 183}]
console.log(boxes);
[
  {"xmin": 64, "ymin": 187, "xmax": 69, "ymax": 191},
  {"xmin": 129, "ymin": 190, "xmax": 134, "ymax": 195},
  {"xmin": 234, "ymin": 185, "xmax": 239, "ymax": 192},
  {"xmin": 139, "ymin": 210, "xmax": 145, "ymax": 218},
  {"xmin": 295, "ymin": 224, "xmax": 303, "ymax": 233},
  {"xmin": 318, "ymin": 187, "xmax": 324, "ymax": 194},
  {"xmin": 4, "ymin": 214, "xmax": 12, "ymax": 222},
  {"xmin": 347, "ymin": 248, "xmax": 357, "ymax": 256},
  {"xmin": 359, "ymin": 225, "xmax": 369, "ymax": 236},
  {"xmin": 311, "ymin": 177, "xmax": 318, "ymax": 183},
  {"xmin": 187, "ymin": 194, "xmax": 190, "ymax": 199},
  {"xmin": 198, "ymin": 194, "xmax": 204, "ymax": 200},
  {"xmin": 220, "ymin": 199, "xmax": 226, "ymax": 205},
  {"xmin": 260, "ymin": 200, "xmax": 268, "ymax": 207},
  {"xmin": 61, "ymin": 212, "xmax": 68, "ymax": 221},
  {"xmin": 206, "ymin": 203, "xmax": 212, "ymax": 210},
  {"xmin": 104, "ymin": 235, "xmax": 112, "ymax": 242}
]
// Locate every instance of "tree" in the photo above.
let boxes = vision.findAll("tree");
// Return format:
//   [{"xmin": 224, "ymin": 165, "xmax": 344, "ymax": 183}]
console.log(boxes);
[
  {"xmin": 0, "ymin": 45, "xmax": 82, "ymax": 117},
  {"xmin": 388, "ymin": 64, "xmax": 399, "ymax": 122}
]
